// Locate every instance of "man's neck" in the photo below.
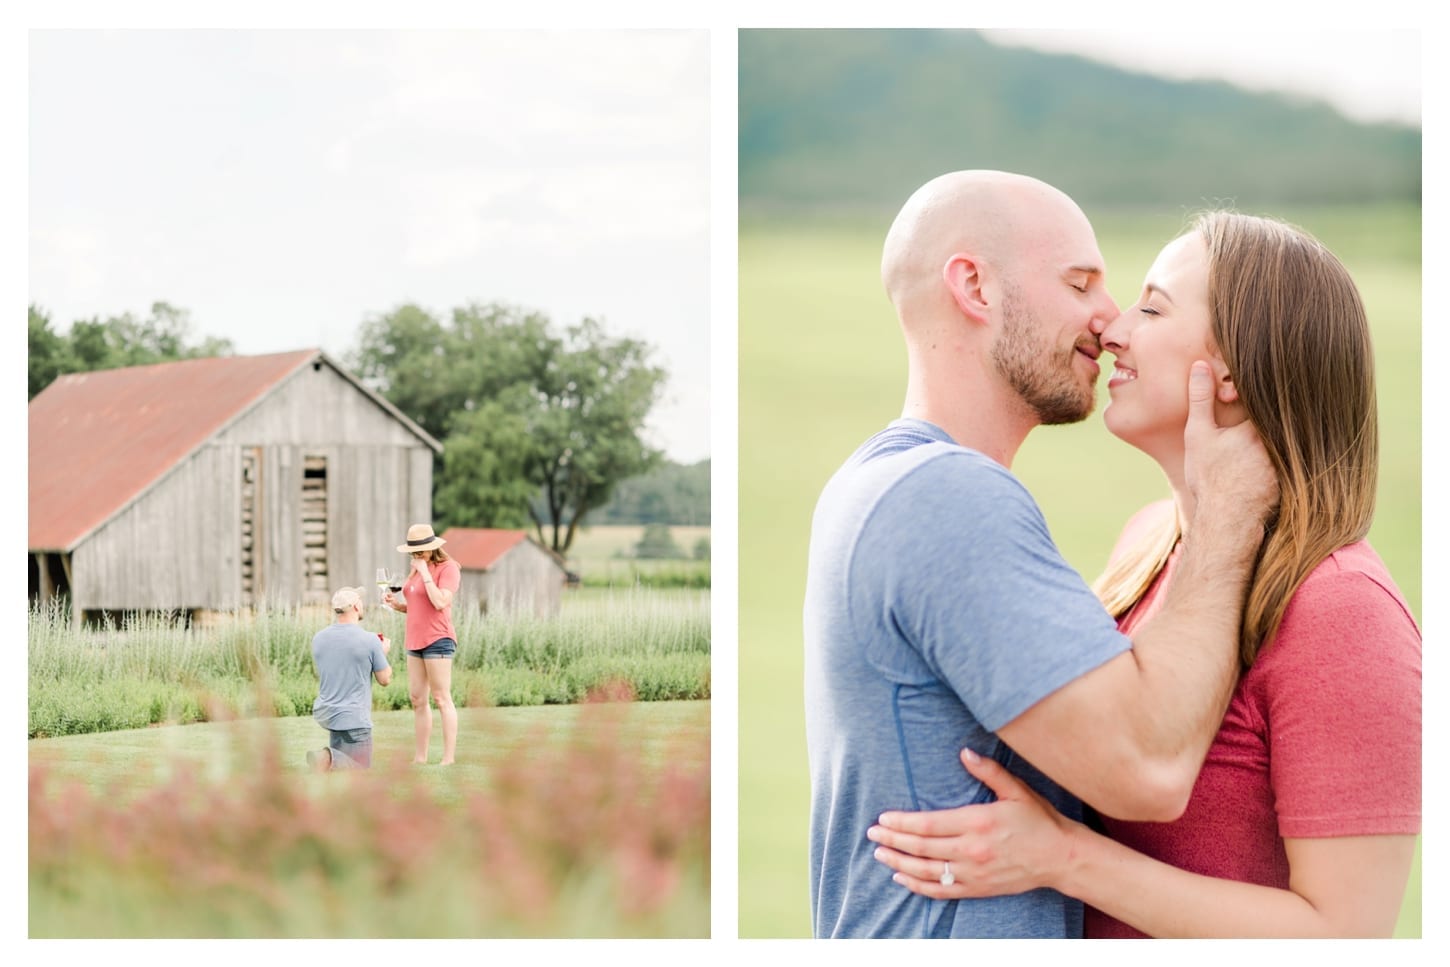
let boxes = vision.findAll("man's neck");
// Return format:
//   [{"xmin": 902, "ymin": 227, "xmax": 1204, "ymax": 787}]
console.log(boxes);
[{"xmin": 902, "ymin": 357, "xmax": 1037, "ymax": 468}]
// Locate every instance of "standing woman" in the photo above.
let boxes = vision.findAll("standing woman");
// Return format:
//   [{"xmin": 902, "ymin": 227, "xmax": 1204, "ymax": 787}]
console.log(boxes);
[{"xmin": 384, "ymin": 523, "xmax": 461, "ymax": 765}]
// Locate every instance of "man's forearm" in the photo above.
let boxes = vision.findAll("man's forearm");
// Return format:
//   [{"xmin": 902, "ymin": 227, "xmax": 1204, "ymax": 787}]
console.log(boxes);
[{"xmin": 1124, "ymin": 502, "xmax": 1263, "ymax": 781}]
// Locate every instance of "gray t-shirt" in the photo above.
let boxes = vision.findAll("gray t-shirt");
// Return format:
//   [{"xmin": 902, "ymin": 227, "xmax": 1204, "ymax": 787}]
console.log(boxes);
[
  {"xmin": 803, "ymin": 419, "xmax": 1131, "ymax": 938},
  {"xmin": 311, "ymin": 622, "xmax": 390, "ymax": 731}
]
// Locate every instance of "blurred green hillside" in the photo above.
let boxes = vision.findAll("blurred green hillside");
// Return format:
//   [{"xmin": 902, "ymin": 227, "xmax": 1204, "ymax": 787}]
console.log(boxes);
[{"xmin": 740, "ymin": 29, "xmax": 1420, "ymax": 214}]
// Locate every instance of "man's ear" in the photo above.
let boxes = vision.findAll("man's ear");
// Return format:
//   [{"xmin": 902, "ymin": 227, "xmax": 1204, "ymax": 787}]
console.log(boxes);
[{"xmin": 943, "ymin": 252, "xmax": 991, "ymax": 324}]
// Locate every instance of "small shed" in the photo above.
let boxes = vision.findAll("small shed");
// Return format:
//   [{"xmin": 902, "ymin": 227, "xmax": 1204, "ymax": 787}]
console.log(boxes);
[
  {"xmin": 28, "ymin": 349, "xmax": 442, "ymax": 624},
  {"xmin": 440, "ymin": 528, "xmax": 568, "ymax": 617}
]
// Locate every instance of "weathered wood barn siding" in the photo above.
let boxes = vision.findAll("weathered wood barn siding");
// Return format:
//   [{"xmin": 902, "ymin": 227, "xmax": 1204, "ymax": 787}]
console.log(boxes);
[
  {"xmin": 444, "ymin": 530, "xmax": 568, "ymax": 617},
  {"xmin": 211, "ymin": 361, "xmax": 434, "ymax": 607},
  {"xmin": 59, "ymin": 355, "xmax": 437, "ymax": 614},
  {"xmin": 466, "ymin": 540, "xmax": 565, "ymax": 617}
]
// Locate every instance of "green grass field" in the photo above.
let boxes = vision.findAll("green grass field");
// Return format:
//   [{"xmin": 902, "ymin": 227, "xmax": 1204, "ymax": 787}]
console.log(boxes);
[
  {"xmin": 30, "ymin": 586, "xmax": 710, "ymax": 737},
  {"xmin": 30, "ymin": 700, "xmax": 710, "ymax": 795},
  {"xmin": 567, "ymin": 524, "xmax": 712, "ymax": 564},
  {"xmin": 566, "ymin": 524, "xmax": 712, "ymax": 587},
  {"xmin": 738, "ymin": 205, "xmax": 1423, "ymax": 937},
  {"xmin": 30, "ymin": 700, "xmax": 710, "ymax": 937}
]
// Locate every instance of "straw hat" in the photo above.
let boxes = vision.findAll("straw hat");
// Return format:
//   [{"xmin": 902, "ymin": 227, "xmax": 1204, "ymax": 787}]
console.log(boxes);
[{"xmin": 397, "ymin": 523, "xmax": 447, "ymax": 553}]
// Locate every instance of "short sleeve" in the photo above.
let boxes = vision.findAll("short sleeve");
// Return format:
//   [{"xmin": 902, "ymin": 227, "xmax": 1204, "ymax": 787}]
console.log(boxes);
[
  {"xmin": 438, "ymin": 560, "xmax": 462, "ymax": 592},
  {"xmin": 1260, "ymin": 570, "xmax": 1422, "ymax": 838},
  {"xmin": 857, "ymin": 452, "xmax": 1130, "ymax": 731},
  {"xmin": 372, "ymin": 638, "xmax": 390, "ymax": 672}
]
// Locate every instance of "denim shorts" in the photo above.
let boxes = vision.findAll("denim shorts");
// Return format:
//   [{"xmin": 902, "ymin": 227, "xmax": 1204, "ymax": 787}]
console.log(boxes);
[
  {"xmin": 411, "ymin": 637, "xmax": 457, "ymax": 659},
  {"xmin": 328, "ymin": 727, "xmax": 373, "ymax": 769}
]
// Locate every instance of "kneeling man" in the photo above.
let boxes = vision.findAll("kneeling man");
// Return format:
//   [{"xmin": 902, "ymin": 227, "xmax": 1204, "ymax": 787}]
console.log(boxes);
[{"xmin": 308, "ymin": 586, "xmax": 392, "ymax": 771}]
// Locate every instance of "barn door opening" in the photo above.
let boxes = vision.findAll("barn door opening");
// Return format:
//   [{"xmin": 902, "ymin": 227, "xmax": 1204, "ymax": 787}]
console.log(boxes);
[
  {"xmin": 302, "ymin": 453, "xmax": 329, "ymax": 604},
  {"xmin": 29, "ymin": 551, "xmax": 72, "ymax": 608},
  {"xmin": 241, "ymin": 447, "xmax": 261, "ymax": 607}
]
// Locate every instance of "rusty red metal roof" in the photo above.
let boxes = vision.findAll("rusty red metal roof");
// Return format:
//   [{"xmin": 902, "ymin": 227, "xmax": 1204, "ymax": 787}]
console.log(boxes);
[
  {"xmin": 28, "ymin": 350, "xmax": 320, "ymax": 551},
  {"xmin": 439, "ymin": 528, "xmax": 535, "ymax": 570}
]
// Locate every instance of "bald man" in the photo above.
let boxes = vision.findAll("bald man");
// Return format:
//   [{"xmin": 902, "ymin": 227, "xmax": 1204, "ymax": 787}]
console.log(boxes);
[{"xmin": 803, "ymin": 171, "xmax": 1277, "ymax": 937}]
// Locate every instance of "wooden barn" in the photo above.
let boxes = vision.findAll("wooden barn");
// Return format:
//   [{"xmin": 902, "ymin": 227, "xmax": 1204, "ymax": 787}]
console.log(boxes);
[
  {"xmin": 28, "ymin": 349, "xmax": 442, "ymax": 624},
  {"xmin": 440, "ymin": 528, "xmax": 568, "ymax": 617}
]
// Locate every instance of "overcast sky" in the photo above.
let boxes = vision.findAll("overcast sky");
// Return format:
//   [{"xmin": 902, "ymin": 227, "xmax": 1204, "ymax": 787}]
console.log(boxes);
[
  {"xmin": 985, "ymin": 27, "xmax": 1422, "ymax": 126},
  {"xmin": 28, "ymin": 29, "xmax": 711, "ymax": 463},
  {"xmin": 22, "ymin": 23, "xmax": 1430, "ymax": 471}
]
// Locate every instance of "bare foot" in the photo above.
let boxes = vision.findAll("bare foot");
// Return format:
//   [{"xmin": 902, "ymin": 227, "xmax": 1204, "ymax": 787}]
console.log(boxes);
[
  {"xmin": 412, "ymin": 758, "xmax": 428, "ymax": 764},
  {"xmin": 440, "ymin": 759, "xmax": 454, "ymax": 766}
]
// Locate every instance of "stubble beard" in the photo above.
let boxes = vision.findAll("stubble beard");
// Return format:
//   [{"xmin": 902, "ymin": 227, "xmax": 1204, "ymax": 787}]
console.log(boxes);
[{"xmin": 991, "ymin": 288, "xmax": 1097, "ymax": 426}]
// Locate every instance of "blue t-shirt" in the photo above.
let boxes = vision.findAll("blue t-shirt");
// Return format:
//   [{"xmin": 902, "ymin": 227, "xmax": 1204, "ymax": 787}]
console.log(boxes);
[
  {"xmin": 803, "ymin": 419, "xmax": 1130, "ymax": 938},
  {"xmin": 311, "ymin": 622, "xmax": 390, "ymax": 731}
]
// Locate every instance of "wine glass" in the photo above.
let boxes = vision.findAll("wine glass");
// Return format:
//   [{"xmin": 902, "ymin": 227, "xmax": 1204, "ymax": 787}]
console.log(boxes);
[{"xmin": 376, "ymin": 568, "xmax": 392, "ymax": 607}]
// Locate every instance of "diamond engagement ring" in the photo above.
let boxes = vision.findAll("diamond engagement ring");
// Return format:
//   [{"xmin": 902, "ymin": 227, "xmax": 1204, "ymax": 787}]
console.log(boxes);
[{"xmin": 939, "ymin": 861, "xmax": 955, "ymax": 887}]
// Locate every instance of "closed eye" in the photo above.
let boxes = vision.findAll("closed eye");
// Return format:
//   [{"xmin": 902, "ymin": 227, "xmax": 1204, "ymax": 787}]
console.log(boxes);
[{"xmin": 1139, "ymin": 306, "xmax": 1160, "ymax": 316}]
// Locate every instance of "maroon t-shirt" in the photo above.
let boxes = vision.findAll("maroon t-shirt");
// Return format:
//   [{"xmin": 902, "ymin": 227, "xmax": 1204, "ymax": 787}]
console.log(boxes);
[{"xmin": 1086, "ymin": 531, "xmax": 1421, "ymax": 938}]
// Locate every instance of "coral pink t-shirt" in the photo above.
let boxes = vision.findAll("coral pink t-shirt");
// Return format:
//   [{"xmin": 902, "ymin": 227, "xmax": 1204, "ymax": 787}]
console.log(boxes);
[
  {"xmin": 402, "ymin": 558, "xmax": 461, "ymax": 651},
  {"xmin": 1086, "ymin": 521, "xmax": 1421, "ymax": 938}
]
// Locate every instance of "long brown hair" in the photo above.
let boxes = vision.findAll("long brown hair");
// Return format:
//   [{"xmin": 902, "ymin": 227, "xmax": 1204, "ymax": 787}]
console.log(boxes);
[{"xmin": 1093, "ymin": 211, "xmax": 1378, "ymax": 666}]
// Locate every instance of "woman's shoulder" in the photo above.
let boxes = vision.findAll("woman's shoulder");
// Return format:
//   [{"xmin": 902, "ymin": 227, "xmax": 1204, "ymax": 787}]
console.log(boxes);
[
  {"xmin": 1285, "ymin": 541, "xmax": 1417, "ymax": 625},
  {"xmin": 1106, "ymin": 499, "xmax": 1176, "ymax": 563},
  {"xmin": 1259, "ymin": 540, "xmax": 1421, "ymax": 668}
]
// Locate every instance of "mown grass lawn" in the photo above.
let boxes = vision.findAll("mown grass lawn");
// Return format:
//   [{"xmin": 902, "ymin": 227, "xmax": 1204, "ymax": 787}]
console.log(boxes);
[
  {"xmin": 30, "ymin": 700, "xmax": 710, "ymax": 938},
  {"xmin": 30, "ymin": 700, "xmax": 710, "ymax": 797}
]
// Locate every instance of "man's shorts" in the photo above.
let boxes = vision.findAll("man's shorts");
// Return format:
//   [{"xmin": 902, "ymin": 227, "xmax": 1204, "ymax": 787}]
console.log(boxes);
[{"xmin": 328, "ymin": 726, "xmax": 373, "ymax": 769}]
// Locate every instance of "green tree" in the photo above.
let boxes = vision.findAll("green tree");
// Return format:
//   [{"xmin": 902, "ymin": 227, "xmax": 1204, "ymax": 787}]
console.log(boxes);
[
  {"xmin": 106, "ymin": 302, "xmax": 233, "ymax": 366},
  {"xmin": 28, "ymin": 306, "xmax": 68, "ymax": 400},
  {"xmin": 27, "ymin": 301, "xmax": 235, "ymax": 399},
  {"xmin": 433, "ymin": 391, "xmax": 540, "ymax": 529},
  {"xmin": 65, "ymin": 318, "xmax": 116, "ymax": 372},
  {"xmin": 525, "ymin": 318, "xmax": 665, "ymax": 554},
  {"xmin": 635, "ymin": 523, "xmax": 685, "ymax": 560},
  {"xmin": 350, "ymin": 303, "xmax": 668, "ymax": 555},
  {"xmin": 595, "ymin": 459, "xmax": 710, "ymax": 525}
]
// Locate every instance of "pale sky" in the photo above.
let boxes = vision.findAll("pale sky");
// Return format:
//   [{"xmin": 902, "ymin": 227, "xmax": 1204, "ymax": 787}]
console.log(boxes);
[
  {"xmin": 985, "ymin": 28, "xmax": 1422, "ymax": 127},
  {"xmin": 28, "ymin": 28, "xmax": 711, "ymax": 463},
  {"xmin": 24, "ymin": 23, "xmax": 1430, "ymax": 468}
]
